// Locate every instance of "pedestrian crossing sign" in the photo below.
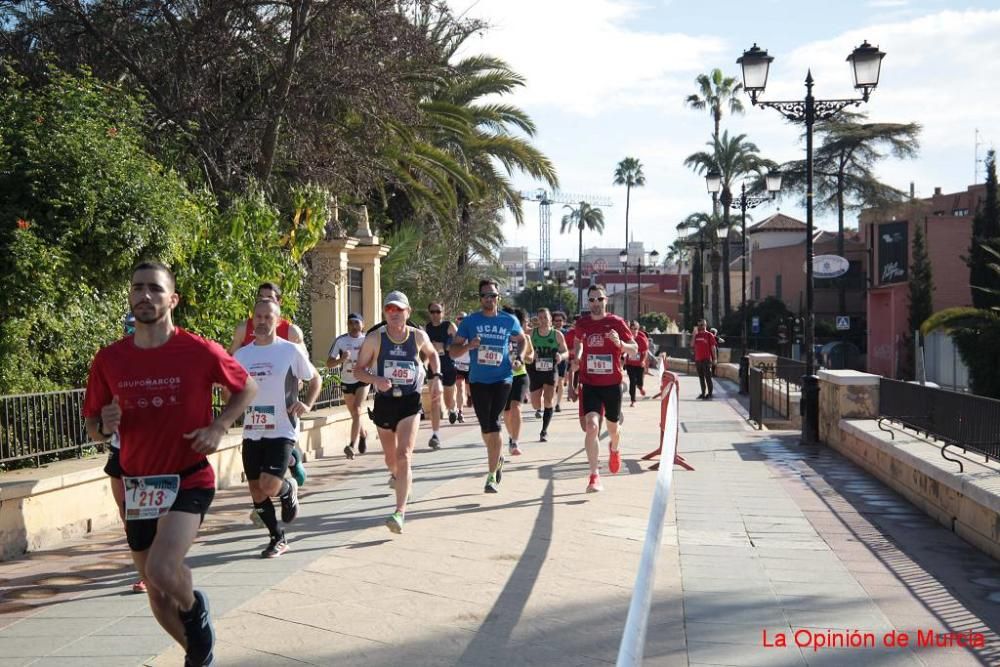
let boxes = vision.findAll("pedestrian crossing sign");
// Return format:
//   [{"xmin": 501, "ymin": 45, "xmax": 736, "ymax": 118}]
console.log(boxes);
[{"xmin": 836, "ymin": 316, "xmax": 850, "ymax": 331}]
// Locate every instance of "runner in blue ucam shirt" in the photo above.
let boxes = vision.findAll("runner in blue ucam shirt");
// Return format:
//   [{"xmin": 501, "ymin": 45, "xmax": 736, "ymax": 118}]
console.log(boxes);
[{"xmin": 451, "ymin": 279, "xmax": 525, "ymax": 493}]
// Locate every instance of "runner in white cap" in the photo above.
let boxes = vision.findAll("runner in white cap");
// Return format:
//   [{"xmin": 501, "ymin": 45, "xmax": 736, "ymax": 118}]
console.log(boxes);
[{"xmin": 353, "ymin": 290, "xmax": 442, "ymax": 533}]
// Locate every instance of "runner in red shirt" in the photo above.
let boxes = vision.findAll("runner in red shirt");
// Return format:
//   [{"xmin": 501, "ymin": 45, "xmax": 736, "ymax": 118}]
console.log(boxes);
[
  {"xmin": 84, "ymin": 262, "xmax": 257, "ymax": 667},
  {"xmin": 691, "ymin": 318, "xmax": 718, "ymax": 399},
  {"xmin": 624, "ymin": 320, "xmax": 650, "ymax": 407},
  {"xmin": 570, "ymin": 285, "xmax": 637, "ymax": 492},
  {"xmin": 229, "ymin": 282, "xmax": 304, "ymax": 353}
]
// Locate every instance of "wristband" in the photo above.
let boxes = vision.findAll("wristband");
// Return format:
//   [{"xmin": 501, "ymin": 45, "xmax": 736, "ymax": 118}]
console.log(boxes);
[{"xmin": 427, "ymin": 371, "xmax": 441, "ymax": 380}]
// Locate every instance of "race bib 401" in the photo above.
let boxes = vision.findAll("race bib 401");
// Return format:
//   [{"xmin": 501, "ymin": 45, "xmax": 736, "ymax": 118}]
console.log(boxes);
[{"xmin": 478, "ymin": 345, "xmax": 503, "ymax": 367}]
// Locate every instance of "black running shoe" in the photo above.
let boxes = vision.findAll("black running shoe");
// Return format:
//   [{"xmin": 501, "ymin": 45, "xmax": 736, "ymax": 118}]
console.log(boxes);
[
  {"xmin": 343, "ymin": 444, "xmax": 355, "ymax": 460},
  {"xmin": 495, "ymin": 454, "xmax": 504, "ymax": 484},
  {"xmin": 180, "ymin": 590, "xmax": 214, "ymax": 667},
  {"xmin": 554, "ymin": 404, "xmax": 561, "ymax": 413},
  {"xmin": 449, "ymin": 411, "xmax": 457, "ymax": 425},
  {"xmin": 540, "ymin": 431, "xmax": 548, "ymax": 442},
  {"xmin": 280, "ymin": 478, "xmax": 299, "ymax": 524},
  {"xmin": 429, "ymin": 434, "xmax": 441, "ymax": 450},
  {"xmin": 358, "ymin": 433, "xmax": 367, "ymax": 454},
  {"xmin": 261, "ymin": 533, "xmax": 288, "ymax": 558}
]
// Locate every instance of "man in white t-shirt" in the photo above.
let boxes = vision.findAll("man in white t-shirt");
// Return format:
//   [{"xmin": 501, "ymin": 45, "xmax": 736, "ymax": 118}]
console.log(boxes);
[
  {"xmin": 234, "ymin": 300, "xmax": 321, "ymax": 558},
  {"xmin": 327, "ymin": 313, "xmax": 369, "ymax": 460}
]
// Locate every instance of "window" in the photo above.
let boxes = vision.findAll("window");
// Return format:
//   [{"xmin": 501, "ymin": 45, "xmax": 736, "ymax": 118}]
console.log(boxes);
[
  {"xmin": 953, "ymin": 208, "xmax": 969, "ymax": 217},
  {"xmin": 348, "ymin": 268, "xmax": 363, "ymax": 317},
  {"xmin": 754, "ymin": 276, "xmax": 761, "ymax": 301},
  {"xmin": 774, "ymin": 274, "xmax": 783, "ymax": 300}
]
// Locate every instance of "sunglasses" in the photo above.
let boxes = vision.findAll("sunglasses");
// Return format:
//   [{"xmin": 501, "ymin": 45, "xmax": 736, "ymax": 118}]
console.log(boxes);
[
  {"xmin": 588, "ymin": 297, "xmax": 606, "ymax": 303},
  {"xmin": 456, "ymin": 317, "xmax": 464, "ymax": 321},
  {"xmin": 480, "ymin": 293, "xmax": 499, "ymax": 299},
  {"xmin": 429, "ymin": 310, "xmax": 442, "ymax": 314},
  {"xmin": 384, "ymin": 305, "xmax": 405, "ymax": 313}
]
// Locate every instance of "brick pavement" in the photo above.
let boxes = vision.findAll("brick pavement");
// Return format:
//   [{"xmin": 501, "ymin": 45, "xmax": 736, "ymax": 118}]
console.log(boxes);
[{"xmin": 2, "ymin": 376, "xmax": 1000, "ymax": 666}]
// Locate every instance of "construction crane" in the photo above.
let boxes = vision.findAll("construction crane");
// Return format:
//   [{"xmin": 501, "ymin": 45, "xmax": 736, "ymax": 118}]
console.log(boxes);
[{"xmin": 520, "ymin": 189, "xmax": 613, "ymax": 268}]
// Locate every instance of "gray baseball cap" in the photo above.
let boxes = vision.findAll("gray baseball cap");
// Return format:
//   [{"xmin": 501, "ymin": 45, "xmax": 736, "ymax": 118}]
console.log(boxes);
[{"xmin": 383, "ymin": 290, "xmax": 410, "ymax": 309}]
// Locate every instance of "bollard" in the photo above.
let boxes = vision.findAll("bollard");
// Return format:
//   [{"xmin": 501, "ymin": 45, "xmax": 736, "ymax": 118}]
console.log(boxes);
[{"xmin": 739, "ymin": 355, "xmax": 750, "ymax": 395}]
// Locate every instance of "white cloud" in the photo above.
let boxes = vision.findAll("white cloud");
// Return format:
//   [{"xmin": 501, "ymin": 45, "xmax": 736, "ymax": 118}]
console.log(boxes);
[
  {"xmin": 445, "ymin": 3, "xmax": 1000, "ymax": 263},
  {"xmin": 450, "ymin": 0, "xmax": 726, "ymax": 115}
]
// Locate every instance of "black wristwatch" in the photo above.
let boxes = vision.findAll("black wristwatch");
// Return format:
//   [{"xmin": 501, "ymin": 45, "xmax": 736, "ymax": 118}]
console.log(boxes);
[{"xmin": 427, "ymin": 371, "xmax": 441, "ymax": 380}]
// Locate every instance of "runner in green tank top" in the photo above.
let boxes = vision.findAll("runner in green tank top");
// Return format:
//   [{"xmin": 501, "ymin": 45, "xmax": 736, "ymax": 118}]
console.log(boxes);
[{"xmin": 528, "ymin": 308, "xmax": 568, "ymax": 442}]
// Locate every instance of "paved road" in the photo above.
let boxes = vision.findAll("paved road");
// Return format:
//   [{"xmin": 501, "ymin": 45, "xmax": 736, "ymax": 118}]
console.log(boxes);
[{"xmin": 1, "ymin": 376, "xmax": 1000, "ymax": 666}]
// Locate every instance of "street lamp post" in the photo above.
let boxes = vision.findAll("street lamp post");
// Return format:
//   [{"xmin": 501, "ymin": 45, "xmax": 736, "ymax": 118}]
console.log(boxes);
[
  {"xmin": 708, "ymin": 171, "xmax": 783, "ymax": 394},
  {"xmin": 637, "ymin": 250, "xmax": 660, "ymax": 316},
  {"xmin": 737, "ymin": 40, "xmax": 885, "ymax": 445}
]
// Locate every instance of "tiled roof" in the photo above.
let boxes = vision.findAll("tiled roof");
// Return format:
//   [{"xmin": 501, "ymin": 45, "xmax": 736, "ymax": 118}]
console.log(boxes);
[{"xmin": 747, "ymin": 213, "xmax": 806, "ymax": 234}]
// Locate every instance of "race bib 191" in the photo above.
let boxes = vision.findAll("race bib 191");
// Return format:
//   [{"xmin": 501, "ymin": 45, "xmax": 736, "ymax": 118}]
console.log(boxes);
[
  {"xmin": 478, "ymin": 345, "xmax": 503, "ymax": 367},
  {"xmin": 123, "ymin": 474, "xmax": 180, "ymax": 521},
  {"xmin": 384, "ymin": 360, "xmax": 418, "ymax": 385},
  {"xmin": 245, "ymin": 405, "xmax": 276, "ymax": 430},
  {"xmin": 586, "ymin": 354, "xmax": 614, "ymax": 374},
  {"xmin": 535, "ymin": 358, "xmax": 554, "ymax": 372}
]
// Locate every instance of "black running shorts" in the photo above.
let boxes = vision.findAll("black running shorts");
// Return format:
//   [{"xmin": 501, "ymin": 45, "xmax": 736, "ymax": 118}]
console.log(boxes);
[
  {"xmin": 369, "ymin": 393, "xmax": 422, "ymax": 432},
  {"xmin": 242, "ymin": 437, "xmax": 296, "ymax": 481},
  {"xmin": 528, "ymin": 368, "xmax": 557, "ymax": 392},
  {"xmin": 471, "ymin": 382, "xmax": 512, "ymax": 434},
  {"xmin": 124, "ymin": 487, "xmax": 215, "ymax": 552},
  {"xmin": 103, "ymin": 448, "xmax": 122, "ymax": 479},
  {"xmin": 581, "ymin": 383, "xmax": 623, "ymax": 423},
  {"xmin": 506, "ymin": 374, "xmax": 527, "ymax": 410},
  {"xmin": 342, "ymin": 381, "xmax": 368, "ymax": 395}
]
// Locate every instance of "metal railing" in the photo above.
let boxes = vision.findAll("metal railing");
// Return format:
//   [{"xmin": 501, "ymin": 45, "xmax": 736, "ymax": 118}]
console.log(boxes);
[
  {"xmin": 4, "ymin": 370, "xmax": 347, "ymax": 468},
  {"xmin": 774, "ymin": 356, "xmax": 807, "ymax": 387},
  {"xmin": 748, "ymin": 363, "xmax": 793, "ymax": 429},
  {"xmin": 1, "ymin": 389, "xmax": 101, "ymax": 466},
  {"xmin": 878, "ymin": 378, "xmax": 1000, "ymax": 471}
]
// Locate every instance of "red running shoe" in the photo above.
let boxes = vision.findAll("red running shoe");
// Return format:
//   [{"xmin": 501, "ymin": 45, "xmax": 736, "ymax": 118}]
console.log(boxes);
[
  {"xmin": 609, "ymin": 447, "xmax": 621, "ymax": 474},
  {"xmin": 132, "ymin": 580, "xmax": 147, "ymax": 594},
  {"xmin": 586, "ymin": 473, "xmax": 603, "ymax": 493}
]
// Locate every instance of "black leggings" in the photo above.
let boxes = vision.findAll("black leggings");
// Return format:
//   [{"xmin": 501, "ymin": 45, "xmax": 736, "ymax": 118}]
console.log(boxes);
[
  {"xmin": 471, "ymin": 382, "xmax": 512, "ymax": 434},
  {"xmin": 626, "ymin": 365, "xmax": 644, "ymax": 402}
]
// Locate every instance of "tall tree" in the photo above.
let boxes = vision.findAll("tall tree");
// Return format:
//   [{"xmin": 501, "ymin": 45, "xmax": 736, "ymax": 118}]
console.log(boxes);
[
  {"xmin": 684, "ymin": 132, "xmax": 774, "ymax": 319},
  {"xmin": 561, "ymin": 202, "xmax": 606, "ymax": 312},
  {"xmin": 685, "ymin": 69, "xmax": 745, "ymax": 219},
  {"xmin": 903, "ymin": 221, "xmax": 934, "ymax": 379},
  {"xmin": 969, "ymin": 150, "xmax": 1000, "ymax": 310},
  {"xmin": 613, "ymin": 157, "xmax": 646, "ymax": 318},
  {"xmin": 776, "ymin": 111, "xmax": 921, "ymax": 314}
]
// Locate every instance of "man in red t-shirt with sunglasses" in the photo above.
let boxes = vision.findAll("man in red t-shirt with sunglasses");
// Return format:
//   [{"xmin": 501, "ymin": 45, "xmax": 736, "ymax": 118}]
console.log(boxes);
[
  {"xmin": 571, "ymin": 284, "xmax": 637, "ymax": 493},
  {"xmin": 84, "ymin": 262, "xmax": 257, "ymax": 667}
]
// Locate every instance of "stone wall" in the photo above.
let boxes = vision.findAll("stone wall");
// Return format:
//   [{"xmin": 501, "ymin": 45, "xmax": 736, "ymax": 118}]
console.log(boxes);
[
  {"xmin": 818, "ymin": 369, "xmax": 1000, "ymax": 561},
  {"xmin": 0, "ymin": 406, "xmax": 367, "ymax": 561}
]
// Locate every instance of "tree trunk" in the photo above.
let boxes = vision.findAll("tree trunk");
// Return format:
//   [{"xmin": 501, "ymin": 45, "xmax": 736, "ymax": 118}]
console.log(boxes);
[
  {"xmin": 722, "ymin": 208, "xmax": 732, "ymax": 317},
  {"xmin": 837, "ymin": 170, "xmax": 846, "ymax": 316},
  {"xmin": 710, "ymin": 249, "xmax": 722, "ymax": 327},
  {"xmin": 623, "ymin": 185, "xmax": 631, "ymax": 320},
  {"xmin": 577, "ymin": 222, "xmax": 584, "ymax": 315}
]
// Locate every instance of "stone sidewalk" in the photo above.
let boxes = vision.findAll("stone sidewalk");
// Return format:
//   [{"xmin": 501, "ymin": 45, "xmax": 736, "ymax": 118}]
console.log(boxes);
[{"xmin": 3, "ymin": 375, "xmax": 1000, "ymax": 665}]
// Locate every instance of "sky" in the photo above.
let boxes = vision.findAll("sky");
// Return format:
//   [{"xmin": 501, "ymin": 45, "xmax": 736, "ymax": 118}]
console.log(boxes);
[{"xmin": 448, "ymin": 0, "xmax": 1000, "ymax": 266}]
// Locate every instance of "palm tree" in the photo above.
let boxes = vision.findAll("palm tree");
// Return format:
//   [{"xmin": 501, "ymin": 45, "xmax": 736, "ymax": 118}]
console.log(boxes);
[
  {"xmin": 685, "ymin": 69, "xmax": 745, "ymax": 219},
  {"xmin": 561, "ymin": 202, "xmax": 606, "ymax": 311},
  {"xmin": 777, "ymin": 111, "xmax": 920, "ymax": 313},
  {"xmin": 613, "ymin": 157, "xmax": 646, "ymax": 319},
  {"xmin": 684, "ymin": 131, "xmax": 775, "ymax": 319},
  {"xmin": 685, "ymin": 69, "xmax": 746, "ymax": 145}
]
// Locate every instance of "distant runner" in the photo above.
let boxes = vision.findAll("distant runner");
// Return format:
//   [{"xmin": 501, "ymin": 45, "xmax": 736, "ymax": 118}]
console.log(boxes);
[{"xmin": 327, "ymin": 313, "xmax": 370, "ymax": 460}]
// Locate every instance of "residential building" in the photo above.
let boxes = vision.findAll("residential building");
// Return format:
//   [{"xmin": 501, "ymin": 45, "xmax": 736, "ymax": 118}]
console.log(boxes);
[{"xmin": 861, "ymin": 184, "xmax": 985, "ymax": 378}]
